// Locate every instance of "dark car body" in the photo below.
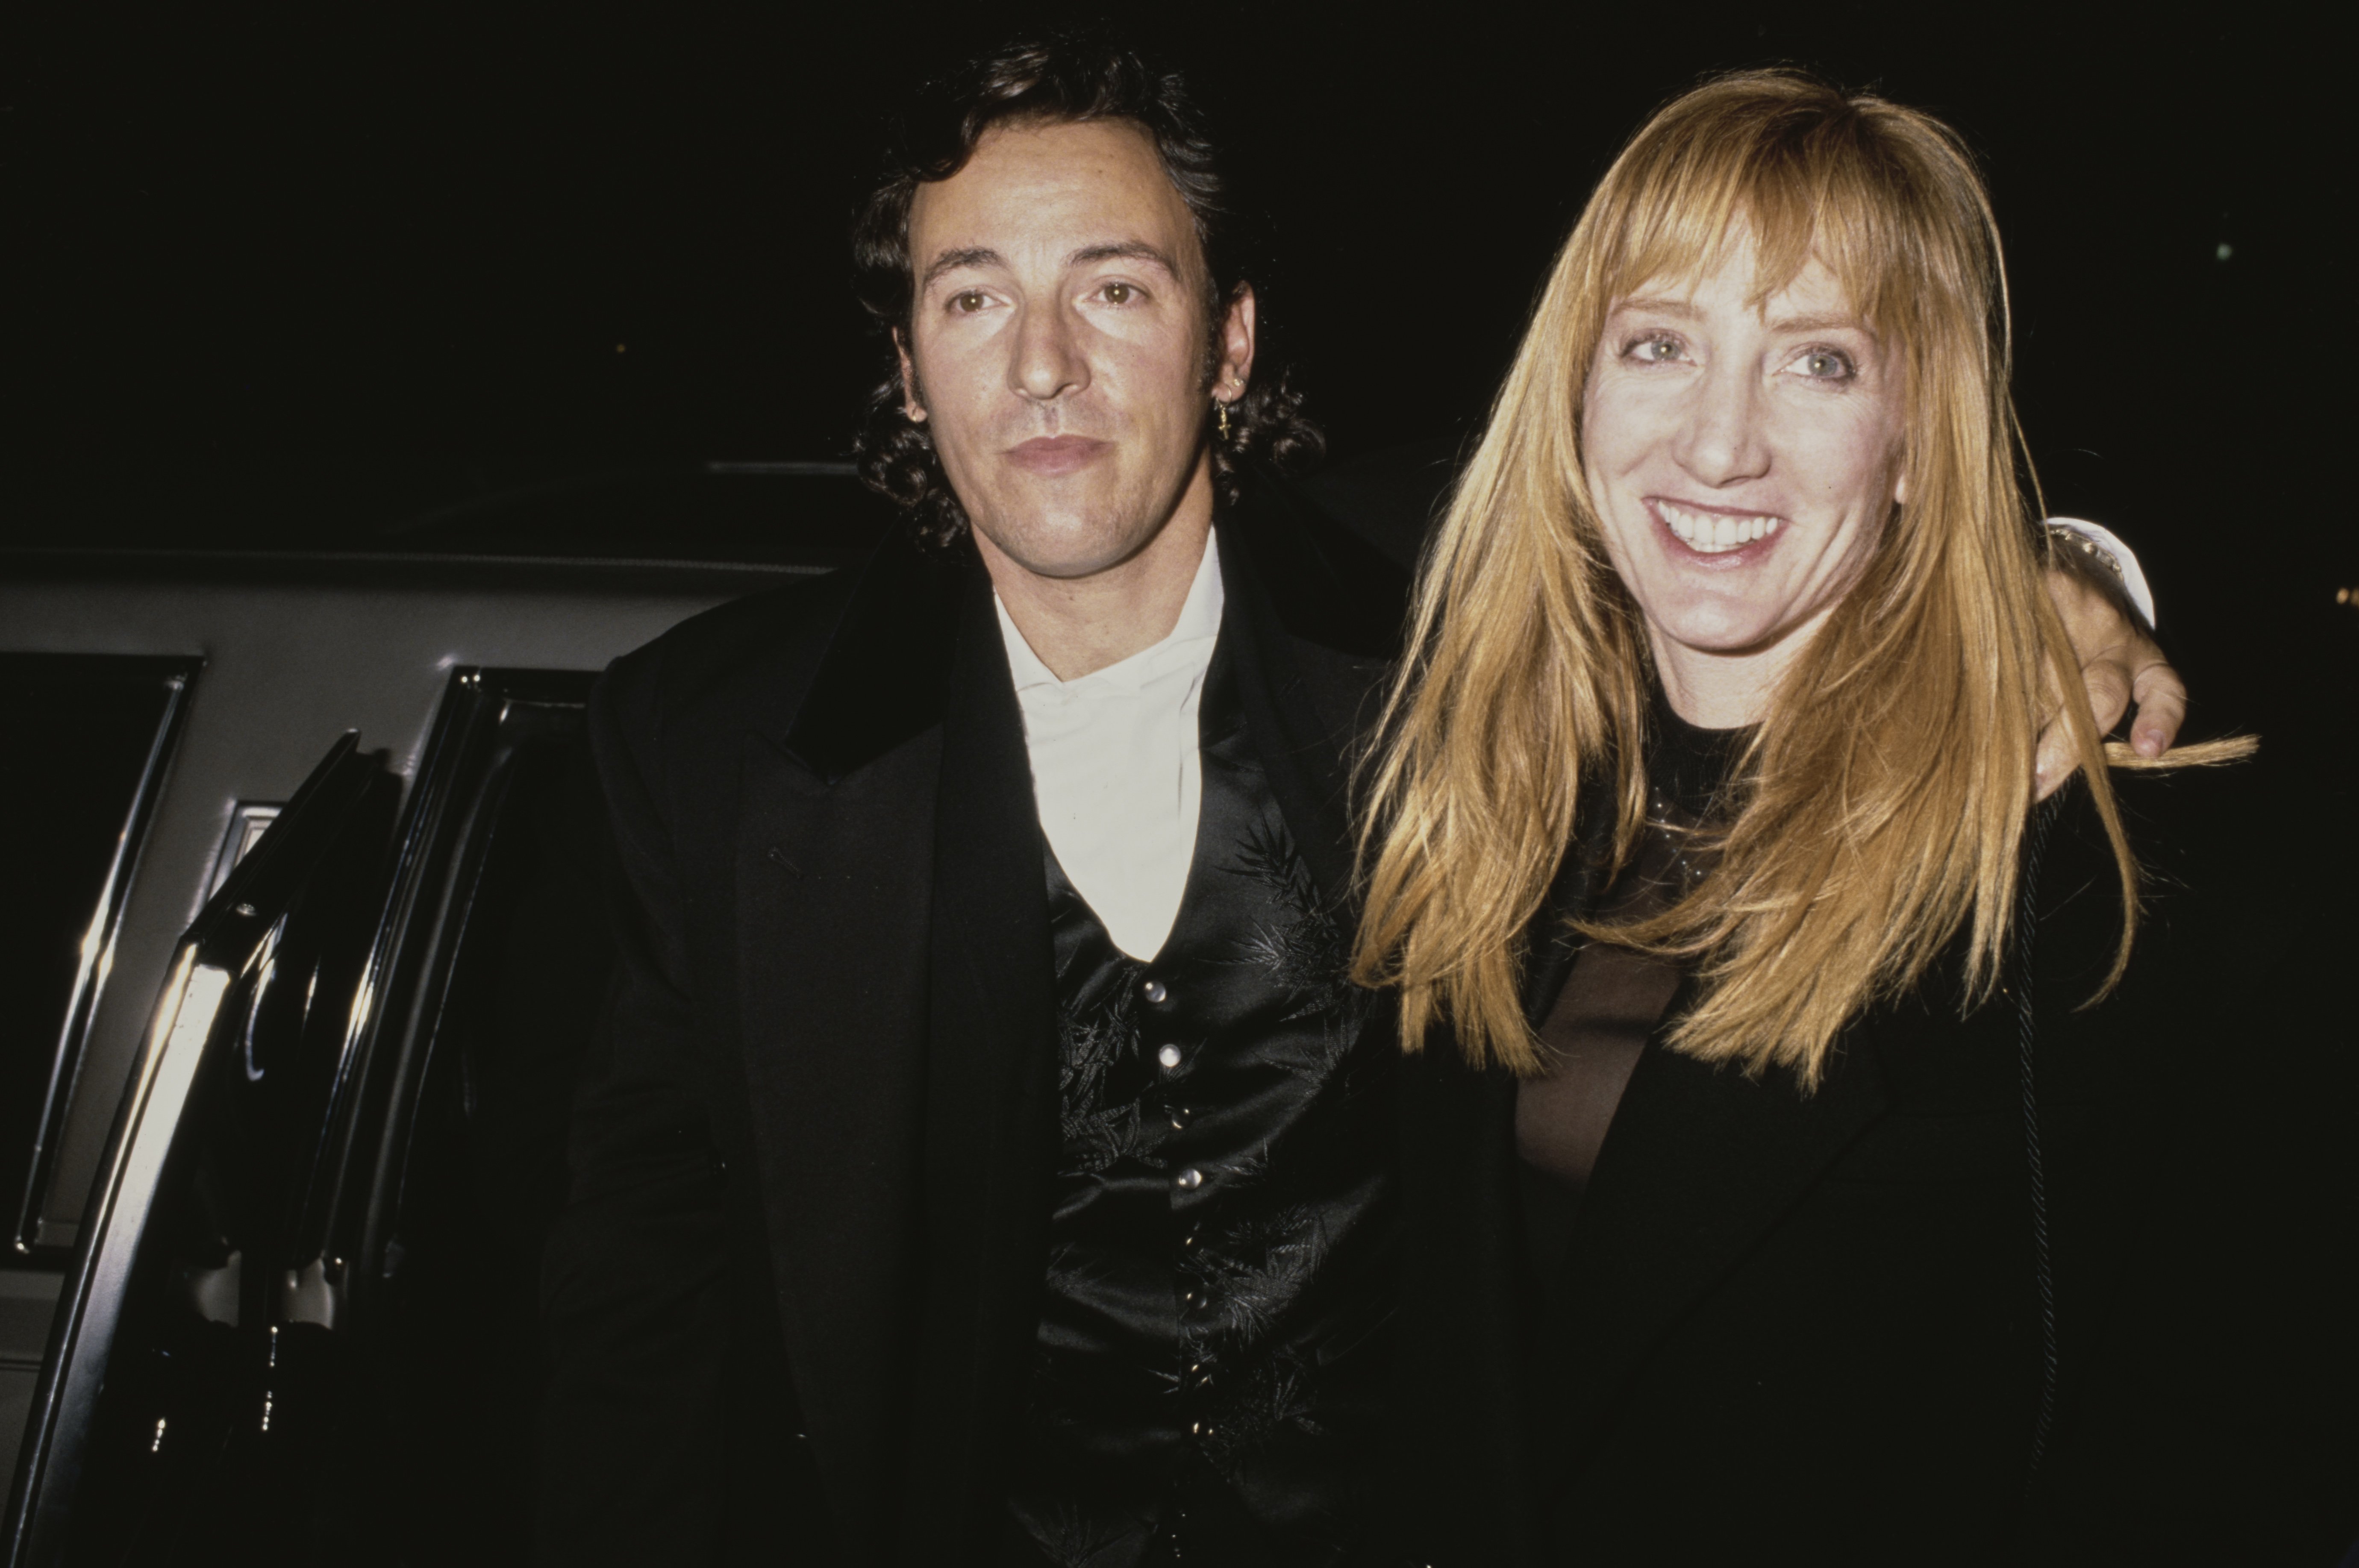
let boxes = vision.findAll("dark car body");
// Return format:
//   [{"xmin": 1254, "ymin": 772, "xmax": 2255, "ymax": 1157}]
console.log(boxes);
[{"xmin": 0, "ymin": 487, "xmax": 862, "ymax": 1562}]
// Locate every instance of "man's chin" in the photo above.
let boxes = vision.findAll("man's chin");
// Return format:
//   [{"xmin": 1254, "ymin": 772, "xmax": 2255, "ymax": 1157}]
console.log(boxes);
[{"xmin": 967, "ymin": 495, "xmax": 1168, "ymax": 582}]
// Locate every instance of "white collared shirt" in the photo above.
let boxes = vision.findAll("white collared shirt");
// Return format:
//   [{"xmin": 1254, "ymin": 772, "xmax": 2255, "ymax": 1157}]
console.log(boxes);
[{"xmin": 996, "ymin": 534, "xmax": 1224, "ymax": 960}]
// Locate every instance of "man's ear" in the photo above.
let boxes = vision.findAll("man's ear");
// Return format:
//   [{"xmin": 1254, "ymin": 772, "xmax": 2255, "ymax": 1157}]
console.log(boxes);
[
  {"xmin": 894, "ymin": 329, "xmax": 927, "ymax": 422},
  {"xmin": 1215, "ymin": 283, "xmax": 1258, "ymax": 402}
]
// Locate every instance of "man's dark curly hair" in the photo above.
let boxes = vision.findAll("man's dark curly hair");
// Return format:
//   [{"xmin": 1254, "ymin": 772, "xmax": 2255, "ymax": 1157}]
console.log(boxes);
[{"xmin": 851, "ymin": 37, "xmax": 1323, "ymax": 548}]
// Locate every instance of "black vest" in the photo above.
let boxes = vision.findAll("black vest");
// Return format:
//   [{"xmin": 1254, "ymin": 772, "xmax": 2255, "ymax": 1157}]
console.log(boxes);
[{"xmin": 999, "ymin": 636, "xmax": 1395, "ymax": 1568}]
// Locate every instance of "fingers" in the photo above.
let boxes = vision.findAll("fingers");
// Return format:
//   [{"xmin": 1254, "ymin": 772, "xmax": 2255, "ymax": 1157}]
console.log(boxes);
[
  {"xmin": 2079, "ymin": 656, "xmax": 2133, "ymax": 737},
  {"xmin": 2037, "ymin": 564, "xmax": 2186, "ymax": 787},
  {"xmin": 2033, "ymin": 719, "xmax": 2074, "ymax": 802},
  {"xmin": 2128, "ymin": 654, "xmax": 2187, "ymax": 757},
  {"xmin": 2041, "ymin": 648, "xmax": 2134, "ymax": 800}
]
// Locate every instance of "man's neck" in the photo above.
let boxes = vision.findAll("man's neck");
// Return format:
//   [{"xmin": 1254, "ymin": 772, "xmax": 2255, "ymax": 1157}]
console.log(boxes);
[{"xmin": 976, "ymin": 469, "xmax": 1217, "ymax": 682}]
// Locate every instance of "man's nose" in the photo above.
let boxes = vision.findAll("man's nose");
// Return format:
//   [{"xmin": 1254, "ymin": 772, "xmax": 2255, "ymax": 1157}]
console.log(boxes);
[
  {"xmin": 1011, "ymin": 300, "xmax": 1088, "ymax": 403},
  {"xmin": 1672, "ymin": 359, "xmax": 1772, "ymax": 487}
]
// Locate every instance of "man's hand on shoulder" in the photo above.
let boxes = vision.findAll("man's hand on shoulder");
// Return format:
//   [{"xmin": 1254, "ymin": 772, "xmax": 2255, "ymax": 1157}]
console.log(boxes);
[{"xmin": 2038, "ymin": 543, "xmax": 2185, "ymax": 799}]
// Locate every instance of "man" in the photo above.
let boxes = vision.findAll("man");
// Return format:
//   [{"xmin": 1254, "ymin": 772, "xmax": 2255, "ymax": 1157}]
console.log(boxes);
[{"xmin": 537, "ymin": 38, "xmax": 2180, "ymax": 1568}]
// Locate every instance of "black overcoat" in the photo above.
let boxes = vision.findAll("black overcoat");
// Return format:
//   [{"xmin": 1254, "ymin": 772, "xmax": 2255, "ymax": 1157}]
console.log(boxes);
[
  {"xmin": 535, "ymin": 481, "xmax": 1406, "ymax": 1567},
  {"xmin": 1390, "ymin": 753, "xmax": 2357, "ymax": 1564}
]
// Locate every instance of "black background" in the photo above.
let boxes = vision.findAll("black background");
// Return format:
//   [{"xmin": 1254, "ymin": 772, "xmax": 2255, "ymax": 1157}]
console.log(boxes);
[{"xmin": 6, "ymin": 3, "xmax": 2348, "ymax": 766}]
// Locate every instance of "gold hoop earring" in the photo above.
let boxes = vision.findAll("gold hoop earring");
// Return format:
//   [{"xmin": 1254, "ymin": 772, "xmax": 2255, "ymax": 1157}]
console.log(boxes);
[{"xmin": 1215, "ymin": 399, "xmax": 1232, "ymax": 442}]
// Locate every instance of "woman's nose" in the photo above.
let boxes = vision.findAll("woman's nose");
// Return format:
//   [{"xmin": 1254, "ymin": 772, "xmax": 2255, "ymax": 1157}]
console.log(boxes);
[
  {"xmin": 1011, "ymin": 302, "xmax": 1087, "ymax": 403},
  {"xmin": 1673, "ymin": 361, "xmax": 1772, "ymax": 485}
]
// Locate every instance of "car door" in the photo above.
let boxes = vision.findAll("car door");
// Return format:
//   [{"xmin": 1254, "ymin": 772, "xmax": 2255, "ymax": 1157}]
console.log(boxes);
[
  {"xmin": 291, "ymin": 667, "xmax": 612, "ymax": 1561},
  {"xmin": 4, "ymin": 733, "xmax": 398, "ymax": 1564},
  {"xmin": 10, "ymin": 669, "xmax": 636, "ymax": 1566}
]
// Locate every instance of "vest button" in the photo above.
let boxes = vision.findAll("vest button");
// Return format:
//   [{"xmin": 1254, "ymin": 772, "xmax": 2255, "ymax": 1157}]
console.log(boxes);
[
  {"xmin": 1175, "ymin": 1167, "xmax": 1204, "ymax": 1190},
  {"xmin": 1142, "ymin": 978, "xmax": 1169, "ymax": 1005},
  {"xmin": 1157, "ymin": 1045, "xmax": 1182, "ymax": 1070}
]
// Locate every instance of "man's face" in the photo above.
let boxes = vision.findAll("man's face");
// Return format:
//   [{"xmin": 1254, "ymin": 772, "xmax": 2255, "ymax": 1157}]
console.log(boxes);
[{"xmin": 902, "ymin": 118, "xmax": 1230, "ymax": 581}]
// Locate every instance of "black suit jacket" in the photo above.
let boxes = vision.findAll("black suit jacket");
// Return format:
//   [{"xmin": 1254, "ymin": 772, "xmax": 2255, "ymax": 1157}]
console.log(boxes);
[
  {"xmin": 1392, "ymin": 755, "xmax": 2357, "ymax": 1565},
  {"xmin": 537, "ymin": 480, "xmax": 1406, "ymax": 1567}
]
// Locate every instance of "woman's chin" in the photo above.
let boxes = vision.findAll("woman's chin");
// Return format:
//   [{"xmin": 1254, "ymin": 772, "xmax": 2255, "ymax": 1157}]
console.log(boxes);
[{"xmin": 1644, "ymin": 608, "xmax": 1797, "ymax": 663}]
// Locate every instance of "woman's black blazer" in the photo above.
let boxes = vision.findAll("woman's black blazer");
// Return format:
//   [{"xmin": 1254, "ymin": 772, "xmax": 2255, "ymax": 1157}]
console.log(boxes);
[{"xmin": 1388, "ymin": 757, "xmax": 2356, "ymax": 1566}]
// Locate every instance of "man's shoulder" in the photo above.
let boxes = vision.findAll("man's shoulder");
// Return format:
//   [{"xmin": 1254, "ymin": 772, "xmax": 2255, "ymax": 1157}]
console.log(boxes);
[
  {"xmin": 592, "ymin": 565, "xmax": 859, "ymax": 754},
  {"xmin": 1238, "ymin": 471, "xmax": 1413, "ymax": 665}
]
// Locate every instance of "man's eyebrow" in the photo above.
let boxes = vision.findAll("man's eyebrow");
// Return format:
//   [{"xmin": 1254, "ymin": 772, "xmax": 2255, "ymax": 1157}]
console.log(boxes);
[
  {"xmin": 1068, "ymin": 240, "xmax": 1180, "ymax": 274},
  {"xmin": 919, "ymin": 246, "xmax": 1003, "ymax": 289}
]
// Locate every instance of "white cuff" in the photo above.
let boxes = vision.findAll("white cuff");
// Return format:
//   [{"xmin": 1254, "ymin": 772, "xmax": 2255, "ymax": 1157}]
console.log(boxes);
[{"xmin": 2044, "ymin": 517, "xmax": 2155, "ymax": 631}]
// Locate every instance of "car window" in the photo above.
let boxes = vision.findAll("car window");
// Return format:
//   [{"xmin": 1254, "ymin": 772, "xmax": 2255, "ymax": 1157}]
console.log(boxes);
[{"xmin": 0, "ymin": 654, "xmax": 198, "ymax": 1255}]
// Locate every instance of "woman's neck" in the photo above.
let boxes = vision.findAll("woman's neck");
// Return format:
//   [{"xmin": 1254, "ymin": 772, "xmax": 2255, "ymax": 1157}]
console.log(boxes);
[{"xmin": 1647, "ymin": 607, "xmax": 1831, "ymax": 728}]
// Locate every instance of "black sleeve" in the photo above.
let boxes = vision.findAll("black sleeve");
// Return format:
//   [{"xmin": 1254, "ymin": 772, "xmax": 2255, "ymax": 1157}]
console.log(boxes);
[
  {"xmin": 534, "ymin": 648, "xmax": 737, "ymax": 1564},
  {"xmin": 2038, "ymin": 761, "xmax": 2359, "ymax": 1560}
]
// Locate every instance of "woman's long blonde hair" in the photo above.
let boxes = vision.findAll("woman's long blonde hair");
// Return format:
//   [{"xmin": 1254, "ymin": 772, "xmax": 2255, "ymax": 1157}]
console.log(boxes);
[{"xmin": 1353, "ymin": 70, "xmax": 2238, "ymax": 1084}]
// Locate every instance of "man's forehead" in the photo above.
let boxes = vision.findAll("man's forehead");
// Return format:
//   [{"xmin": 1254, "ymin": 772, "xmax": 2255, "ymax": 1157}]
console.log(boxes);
[{"xmin": 909, "ymin": 118, "xmax": 1197, "ymax": 274}]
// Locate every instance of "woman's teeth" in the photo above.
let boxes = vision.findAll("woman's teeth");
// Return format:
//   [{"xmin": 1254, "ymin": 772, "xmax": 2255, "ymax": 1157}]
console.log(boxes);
[{"xmin": 1658, "ymin": 501, "xmax": 1781, "ymax": 554}]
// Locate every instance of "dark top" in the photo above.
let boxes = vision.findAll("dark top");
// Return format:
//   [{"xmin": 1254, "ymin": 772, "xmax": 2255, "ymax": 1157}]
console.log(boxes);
[
  {"xmin": 1514, "ymin": 698, "xmax": 1743, "ymax": 1294},
  {"xmin": 1003, "ymin": 639, "xmax": 1394, "ymax": 1568}
]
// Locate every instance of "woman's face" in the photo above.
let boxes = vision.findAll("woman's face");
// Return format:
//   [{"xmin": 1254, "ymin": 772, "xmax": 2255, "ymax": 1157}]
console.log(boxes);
[{"xmin": 1581, "ymin": 230, "xmax": 1907, "ymax": 725}]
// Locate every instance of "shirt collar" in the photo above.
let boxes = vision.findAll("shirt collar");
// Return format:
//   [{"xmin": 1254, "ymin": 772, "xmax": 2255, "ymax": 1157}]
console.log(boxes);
[{"xmin": 995, "ymin": 531, "xmax": 1224, "ymax": 698}]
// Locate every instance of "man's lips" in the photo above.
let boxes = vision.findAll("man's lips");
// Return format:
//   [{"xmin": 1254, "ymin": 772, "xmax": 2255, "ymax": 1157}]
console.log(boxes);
[
  {"xmin": 1005, "ymin": 435, "xmax": 1112, "ymax": 476},
  {"xmin": 1647, "ymin": 496, "xmax": 1788, "ymax": 564}
]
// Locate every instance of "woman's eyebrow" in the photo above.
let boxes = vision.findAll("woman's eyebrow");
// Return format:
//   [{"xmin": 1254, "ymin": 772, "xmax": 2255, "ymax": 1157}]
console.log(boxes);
[
  {"xmin": 1614, "ymin": 294, "xmax": 1702, "ymax": 319},
  {"xmin": 1768, "ymin": 311, "xmax": 1872, "ymax": 336}
]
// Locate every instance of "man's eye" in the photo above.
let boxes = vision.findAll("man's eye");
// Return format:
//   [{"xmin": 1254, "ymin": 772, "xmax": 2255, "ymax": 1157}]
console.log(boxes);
[
  {"xmin": 1101, "ymin": 282, "xmax": 1135, "ymax": 305},
  {"xmin": 953, "ymin": 291, "xmax": 988, "ymax": 314}
]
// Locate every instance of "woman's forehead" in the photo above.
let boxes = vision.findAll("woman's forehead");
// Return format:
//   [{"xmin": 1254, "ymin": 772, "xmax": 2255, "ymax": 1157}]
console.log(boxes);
[{"xmin": 1610, "ymin": 222, "xmax": 1872, "ymax": 326}]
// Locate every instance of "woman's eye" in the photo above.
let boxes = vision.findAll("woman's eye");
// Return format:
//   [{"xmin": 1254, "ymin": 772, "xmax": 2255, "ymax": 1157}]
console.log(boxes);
[
  {"xmin": 1791, "ymin": 348, "xmax": 1857, "ymax": 381},
  {"xmin": 1627, "ymin": 334, "xmax": 1684, "ymax": 364}
]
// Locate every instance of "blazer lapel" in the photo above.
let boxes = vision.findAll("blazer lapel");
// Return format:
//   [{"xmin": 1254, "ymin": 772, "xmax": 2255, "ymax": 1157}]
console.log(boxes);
[
  {"xmin": 1386, "ymin": 798, "xmax": 1629, "ymax": 1563},
  {"xmin": 1214, "ymin": 485, "xmax": 1407, "ymax": 907},
  {"xmin": 731, "ymin": 532, "xmax": 962, "ymax": 1544},
  {"xmin": 899, "ymin": 568, "xmax": 1060, "ymax": 1564},
  {"xmin": 1547, "ymin": 1016, "xmax": 1888, "ymax": 1466}
]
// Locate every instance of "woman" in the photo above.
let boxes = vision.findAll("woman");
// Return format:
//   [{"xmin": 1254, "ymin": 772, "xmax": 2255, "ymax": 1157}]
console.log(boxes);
[{"xmin": 1353, "ymin": 73, "xmax": 2329, "ymax": 1562}]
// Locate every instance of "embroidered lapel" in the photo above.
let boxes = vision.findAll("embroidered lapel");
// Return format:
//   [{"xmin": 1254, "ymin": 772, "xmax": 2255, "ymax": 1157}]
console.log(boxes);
[{"xmin": 1215, "ymin": 482, "xmax": 1408, "ymax": 909}]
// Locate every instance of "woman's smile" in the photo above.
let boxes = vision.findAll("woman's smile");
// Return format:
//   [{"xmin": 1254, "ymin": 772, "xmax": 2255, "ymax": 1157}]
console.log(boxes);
[{"xmin": 1649, "ymin": 496, "xmax": 1786, "ymax": 560}]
